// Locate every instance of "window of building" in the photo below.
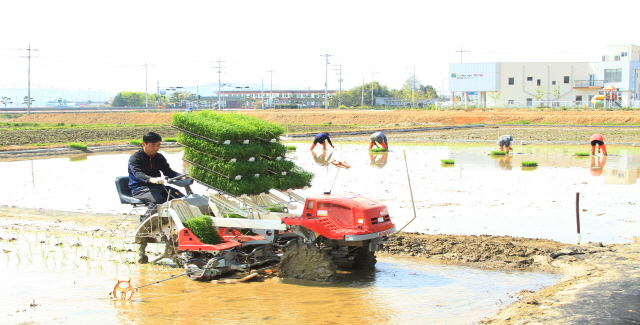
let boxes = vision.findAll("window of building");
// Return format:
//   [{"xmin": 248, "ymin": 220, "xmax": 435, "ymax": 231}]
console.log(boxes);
[
  {"xmin": 614, "ymin": 56, "xmax": 620, "ymax": 61},
  {"xmin": 552, "ymin": 81, "xmax": 556, "ymax": 85},
  {"xmin": 621, "ymin": 52, "xmax": 628, "ymax": 57},
  {"xmin": 576, "ymin": 95, "xmax": 582, "ymax": 101},
  {"xmin": 508, "ymin": 78, "xmax": 514, "ymax": 85},
  {"xmin": 537, "ymin": 79, "xmax": 541, "ymax": 86},
  {"xmin": 564, "ymin": 76, "xmax": 570, "ymax": 84},
  {"xmin": 604, "ymin": 69, "xmax": 622, "ymax": 83},
  {"xmin": 508, "ymin": 100, "xmax": 514, "ymax": 105},
  {"xmin": 526, "ymin": 98, "xmax": 533, "ymax": 106},
  {"xmin": 527, "ymin": 77, "xmax": 533, "ymax": 81}
]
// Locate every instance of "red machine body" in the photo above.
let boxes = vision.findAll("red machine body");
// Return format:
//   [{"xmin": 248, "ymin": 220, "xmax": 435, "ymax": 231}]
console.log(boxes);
[{"xmin": 281, "ymin": 193, "xmax": 395, "ymax": 240}]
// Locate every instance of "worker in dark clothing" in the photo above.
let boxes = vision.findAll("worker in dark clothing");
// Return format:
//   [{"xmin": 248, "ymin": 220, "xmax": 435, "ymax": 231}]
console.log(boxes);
[
  {"xmin": 369, "ymin": 131, "xmax": 389, "ymax": 150},
  {"xmin": 128, "ymin": 132, "xmax": 184, "ymax": 222},
  {"xmin": 310, "ymin": 132, "xmax": 334, "ymax": 150}
]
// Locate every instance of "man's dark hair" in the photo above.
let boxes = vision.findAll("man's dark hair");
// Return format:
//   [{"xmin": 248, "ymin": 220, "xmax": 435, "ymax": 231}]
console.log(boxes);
[{"xmin": 142, "ymin": 132, "xmax": 162, "ymax": 143}]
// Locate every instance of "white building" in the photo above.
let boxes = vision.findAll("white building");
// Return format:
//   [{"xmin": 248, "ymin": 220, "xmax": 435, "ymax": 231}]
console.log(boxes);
[{"xmin": 448, "ymin": 45, "xmax": 640, "ymax": 108}]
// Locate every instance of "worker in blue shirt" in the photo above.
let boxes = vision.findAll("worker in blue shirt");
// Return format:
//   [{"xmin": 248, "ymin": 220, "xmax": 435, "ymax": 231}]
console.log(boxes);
[{"xmin": 310, "ymin": 132, "xmax": 334, "ymax": 150}]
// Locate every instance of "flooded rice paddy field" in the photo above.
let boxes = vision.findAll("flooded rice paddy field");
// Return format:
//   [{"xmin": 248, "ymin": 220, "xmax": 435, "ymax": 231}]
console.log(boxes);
[
  {"xmin": 3, "ymin": 141, "xmax": 638, "ymax": 244},
  {"xmin": 1, "ymin": 141, "xmax": 638, "ymax": 324}
]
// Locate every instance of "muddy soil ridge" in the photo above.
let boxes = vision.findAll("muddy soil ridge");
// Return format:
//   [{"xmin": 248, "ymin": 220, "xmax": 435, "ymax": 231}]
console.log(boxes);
[{"xmin": 8, "ymin": 109, "xmax": 640, "ymax": 126}]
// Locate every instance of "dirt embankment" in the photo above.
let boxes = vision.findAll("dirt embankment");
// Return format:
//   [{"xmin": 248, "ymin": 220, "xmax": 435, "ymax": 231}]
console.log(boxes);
[{"xmin": 8, "ymin": 109, "xmax": 640, "ymax": 126}]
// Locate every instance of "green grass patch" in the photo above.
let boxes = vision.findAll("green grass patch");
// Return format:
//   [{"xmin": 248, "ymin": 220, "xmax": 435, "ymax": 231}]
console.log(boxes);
[
  {"xmin": 0, "ymin": 122, "xmax": 166, "ymax": 131},
  {"xmin": 440, "ymin": 159, "xmax": 455, "ymax": 164},
  {"xmin": 130, "ymin": 140, "xmax": 142, "ymax": 146},
  {"xmin": 574, "ymin": 152, "xmax": 591, "ymax": 156},
  {"xmin": 68, "ymin": 143, "xmax": 88, "ymax": 150},
  {"xmin": 183, "ymin": 215, "xmax": 221, "ymax": 245},
  {"xmin": 521, "ymin": 161, "xmax": 538, "ymax": 167},
  {"xmin": 370, "ymin": 148, "xmax": 388, "ymax": 152},
  {"xmin": 490, "ymin": 151, "xmax": 506, "ymax": 155},
  {"xmin": 504, "ymin": 120, "xmax": 532, "ymax": 125},
  {"xmin": 164, "ymin": 138, "xmax": 177, "ymax": 142}
]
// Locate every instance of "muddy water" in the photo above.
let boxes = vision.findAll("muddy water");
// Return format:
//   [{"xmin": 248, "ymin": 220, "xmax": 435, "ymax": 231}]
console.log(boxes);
[{"xmin": 0, "ymin": 229, "xmax": 559, "ymax": 324}]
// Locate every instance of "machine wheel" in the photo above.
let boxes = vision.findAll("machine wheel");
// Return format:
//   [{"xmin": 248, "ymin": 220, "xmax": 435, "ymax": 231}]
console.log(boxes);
[
  {"xmin": 278, "ymin": 242, "xmax": 337, "ymax": 282},
  {"xmin": 353, "ymin": 246, "xmax": 377, "ymax": 270}
]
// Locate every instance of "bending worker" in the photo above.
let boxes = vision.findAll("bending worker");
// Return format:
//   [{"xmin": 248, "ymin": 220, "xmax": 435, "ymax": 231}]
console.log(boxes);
[
  {"xmin": 128, "ymin": 132, "xmax": 184, "ymax": 222},
  {"xmin": 497, "ymin": 134, "xmax": 514, "ymax": 154},
  {"xmin": 310, "ymin": 132, "xmax": 334, "ymax": 150},
  {"xmin": 369, "ymin": 131, "xmax": 389, "ymax": 150},
  {"xmin": 590, "ymin": 133, "xmax": 607, "ymax": 156}
]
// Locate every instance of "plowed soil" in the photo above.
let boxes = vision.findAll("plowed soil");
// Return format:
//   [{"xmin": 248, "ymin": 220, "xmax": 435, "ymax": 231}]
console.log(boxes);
[
  {"xmin": 3, "ymin": 109, "xmax": 640, "ymax": 151},
  {"xmin": 8, "ymin": 109, "xmax": 640, "ymax": 125}
]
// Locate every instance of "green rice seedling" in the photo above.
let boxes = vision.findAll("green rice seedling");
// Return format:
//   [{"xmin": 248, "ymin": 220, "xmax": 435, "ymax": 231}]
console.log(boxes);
[
  {"xmin": 265, "ymin": 159, "xmax": 295, "ymax": 173},
  {"xmin": 574, "ymin": 152, "xmax": 591, "ymax": 156},
  {"xmin": 440, "ymin": 159, "xmax": 455, "ymax": 164},
  {"xmin": 262, "ymin": 142, "xmax": 288, "ymax": 158},
  {"xmin": 219, "ymin": 112, "xmax": 285, "ymax": 139},
  {"xmin": 191, "ymin": 166, "xmax": 274, "ymax": 195},
  {"xmin": 521, "ymin": 161, "xmax": 538, "ymax": 167},
  {"xmin": 370, "ymin": 148, "xmax": 388, "ymax": 152},
  {"xmin": 269, "ymin": 168, "xmax": 314, "ymax": 190},
  {"xmin": 178, "ymin": 133, "xmax": 263, "ymax": 160},
  {"xmin": 286, "ymin": 145, "xmax": 297, "ymax": 151},
  {"xmin": 130, "ymin": 140, "xmax": 142, "ymax": 146},
  {"xmin": 164, "ymin": 138, "xmax": 177, "ymax": 142},
  {"xmin": 490, "ymin": 151, "xmax": 506, "ymax": 155},
  {"xmin": 184, "ymin": 149, "xmax": 268, "ymax": 177},
  {"xmin": 68, "ymin": 143, "xmax": 87, "ymax": 150},
  {"xmin": 183, "ymin": 216, "xmax": 222, "ymax": 245}
]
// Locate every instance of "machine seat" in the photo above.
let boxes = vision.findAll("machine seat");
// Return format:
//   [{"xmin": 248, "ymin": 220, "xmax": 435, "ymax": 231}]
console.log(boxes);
[{"xmin": 115, "ymin": 176, "xmax": 146, "ymax": 206}]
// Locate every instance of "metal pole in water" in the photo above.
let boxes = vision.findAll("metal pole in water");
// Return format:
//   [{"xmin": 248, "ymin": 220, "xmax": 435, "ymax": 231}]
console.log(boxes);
[
  {"xmin": 575, "ymin": 192, "xmax": 581, "ymax": 245},
  {"xmin": 390, "ymin": 150, "xmax": 418, "ymax": 236}
]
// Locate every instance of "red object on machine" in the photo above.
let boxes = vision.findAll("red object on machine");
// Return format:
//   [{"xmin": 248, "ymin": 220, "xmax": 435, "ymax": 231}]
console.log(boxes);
[{"xmin": 281, "ymin": 194, "xmax": 394, "ymax": 240}]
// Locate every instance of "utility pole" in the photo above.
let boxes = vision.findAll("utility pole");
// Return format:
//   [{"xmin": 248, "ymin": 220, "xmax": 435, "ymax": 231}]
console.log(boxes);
[
  {"xmin": 261, "ymin": 79, "xmax": 264, "ymax": 109},
  {"xmin": 214, "ymin": 59, "xmax": 224, "ymax": 110},
  {"xmin": 320, "ymin": 53, "xmax": 333, "ymax": 109},
  {"xmin": 333, "ymin": 64, "xmax": 342, "ymax": 108},
  {"xmin": 410, "ymin": 67, "xmax": 416, "ymax": 108},
  {"xmin": 20, "ymin": 43, "xmax": 38, "ymax": 115},
  {"xmin": 456, "ymin": 45, "xmax": 470, "ymax": 63},
  {"xmin": 266, "ymin": 68, "xmax": 274, "ymax": 108},
  {"xmin": 371, "ymin": 71, "xmax": 376, "ymax": 108},
  {"xmin": 361, "ymin": 78, "xmax": 364, "ymax": 107},
  {"xmin": 140, "ymin": 60, "xmax": 149, "ymax": 107}
]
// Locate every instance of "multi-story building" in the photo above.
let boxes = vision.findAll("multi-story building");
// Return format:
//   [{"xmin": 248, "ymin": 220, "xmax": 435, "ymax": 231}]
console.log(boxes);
[
  {"xmin": 213, "ymin": 89, "xmax": 336, "ymax": 108},
  {"xmin": 448, "ymin": 44, "xmax": 640, "ymax": 108}
]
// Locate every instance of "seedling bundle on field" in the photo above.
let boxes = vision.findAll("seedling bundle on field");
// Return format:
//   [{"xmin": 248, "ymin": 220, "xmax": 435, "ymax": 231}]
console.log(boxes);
[{"xmin": 173, "ymin": 112, "xmax": 313, "ymax": 195}]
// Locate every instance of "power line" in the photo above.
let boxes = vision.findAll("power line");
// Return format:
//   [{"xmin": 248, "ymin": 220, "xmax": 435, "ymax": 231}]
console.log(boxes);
[{"xmin": 19, "ymin": 43, "xmax": 38, "ymax": 115}]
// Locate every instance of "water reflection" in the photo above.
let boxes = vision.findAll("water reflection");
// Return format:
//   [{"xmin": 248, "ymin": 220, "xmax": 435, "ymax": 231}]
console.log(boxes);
[
  {"xmin": 369, "ymin": 152, "xmax": 388, "ymax": 169},
  {"xmin": 589, "ymin": 155, "xmax": 606, "ymax": 177},
  {"xmin": 497, "ymin": 155, "xmax": 512, "ymax": 170},
  {"xmin": 311, "ymin": 150, "xmax": 333, "ymax": 166}
]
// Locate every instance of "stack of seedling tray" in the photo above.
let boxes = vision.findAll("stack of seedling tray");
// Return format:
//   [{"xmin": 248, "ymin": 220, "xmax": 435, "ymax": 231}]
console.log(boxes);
[{"xmin": 173, "ymin": 111, "xmax": 313, "ymax": 196}]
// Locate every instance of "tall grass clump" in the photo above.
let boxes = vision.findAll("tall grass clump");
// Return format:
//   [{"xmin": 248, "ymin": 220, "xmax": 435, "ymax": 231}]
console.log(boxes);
[{"xmin": 130, "ymin": 140, "xmax": 142, "ymax": 146}]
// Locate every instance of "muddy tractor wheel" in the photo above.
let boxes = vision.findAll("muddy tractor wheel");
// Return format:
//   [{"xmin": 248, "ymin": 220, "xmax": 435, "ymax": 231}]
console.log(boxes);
[
  {"xmin": 353, "ymin": 246, "xmax": 377, "ymax": 270},
  {"xmin": 278, "ymin": 242, "xmax": 337, "ymax": 282}
]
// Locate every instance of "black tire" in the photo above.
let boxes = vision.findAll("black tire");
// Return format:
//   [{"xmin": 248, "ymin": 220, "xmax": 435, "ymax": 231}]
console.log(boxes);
[{"xmin": 353, "ymin": 246, "xmax": 377, "ymax": 270}]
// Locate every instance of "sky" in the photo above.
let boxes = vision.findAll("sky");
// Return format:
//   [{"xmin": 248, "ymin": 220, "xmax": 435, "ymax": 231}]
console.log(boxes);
[{"xmin": 1, "ymin": 0, "xmax": 639, "ymax": 98}]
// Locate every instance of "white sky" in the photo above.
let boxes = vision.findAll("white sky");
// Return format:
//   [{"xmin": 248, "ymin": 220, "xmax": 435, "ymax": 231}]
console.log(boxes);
[{"xmin": 1, "ymin": 0, "xmax": 638, "ymax": 95}]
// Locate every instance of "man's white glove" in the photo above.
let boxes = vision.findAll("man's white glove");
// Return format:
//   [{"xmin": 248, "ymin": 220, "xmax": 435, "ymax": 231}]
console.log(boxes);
[{"xmin": 149, "ymin": 177, "xmax": 164, "ymax": 184}]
